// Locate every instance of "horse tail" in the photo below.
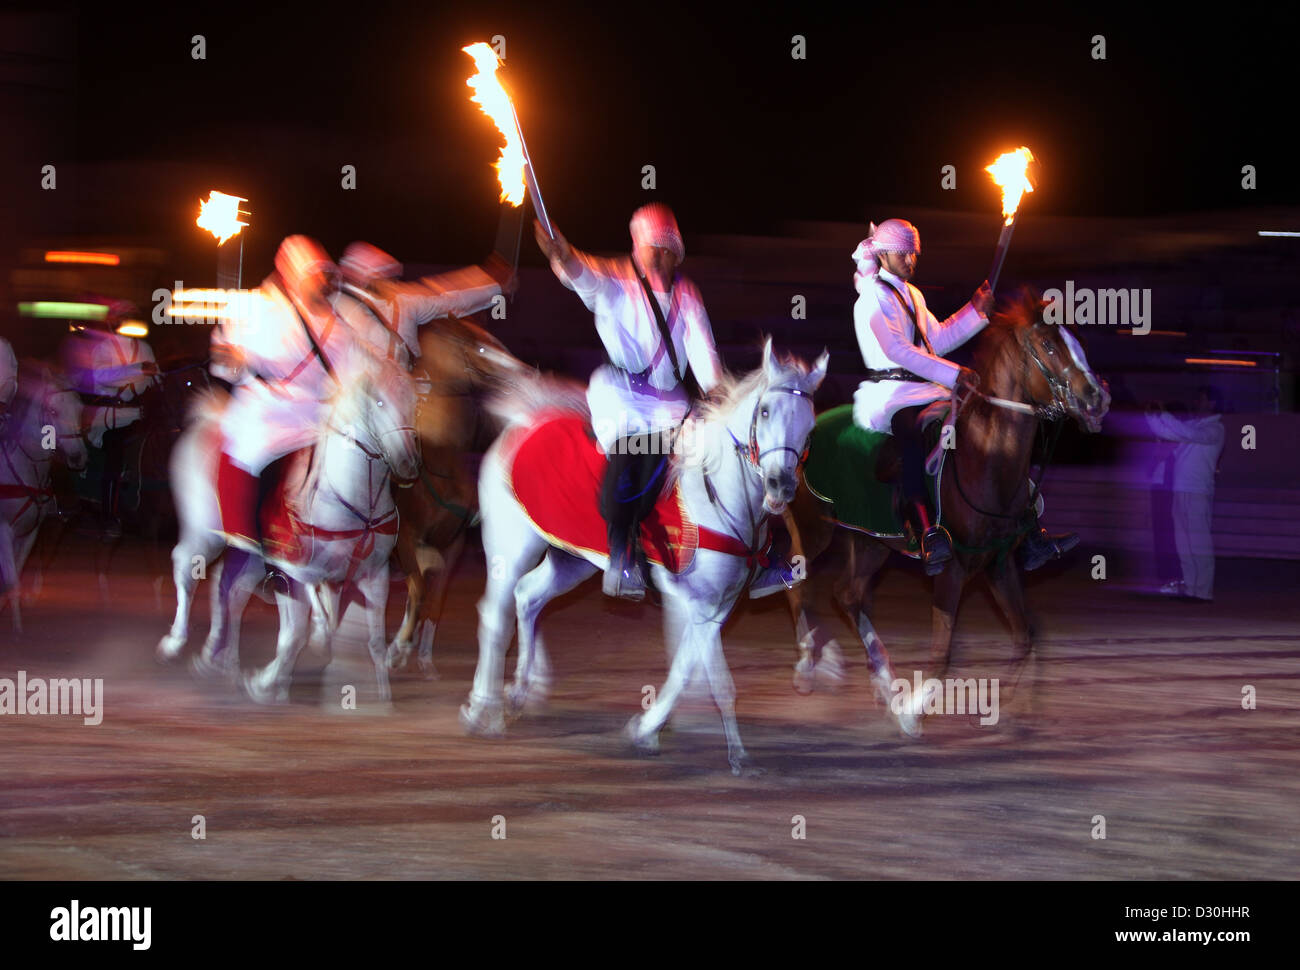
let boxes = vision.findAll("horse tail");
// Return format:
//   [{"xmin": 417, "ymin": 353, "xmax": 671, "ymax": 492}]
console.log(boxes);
[{"xmin": 485, "ymin": 372, "xmax": 589, "ymax": 428}]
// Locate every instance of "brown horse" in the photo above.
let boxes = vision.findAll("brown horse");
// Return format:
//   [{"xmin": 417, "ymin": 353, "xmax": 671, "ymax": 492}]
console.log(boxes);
[
  {"xmin": 784, "ymin": 290, "xmax": 1110, "ymax": 735},
  {"xmin": 385, "ymin": 315, "xmax": 529, "ymax": 676}
]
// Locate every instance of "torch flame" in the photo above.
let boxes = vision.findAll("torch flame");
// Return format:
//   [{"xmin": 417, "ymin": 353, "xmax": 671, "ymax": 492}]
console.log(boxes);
[
  {"xmin": 463, "ymin": 42, "xmax": 527, "ymax": 207},
  {"xmin": 196, "ymin": 190, "xmax": 248, "ymax": 246},
  {"xmin": 985, "ymin": 147, "xmax": 1034, "ymax": 225}
]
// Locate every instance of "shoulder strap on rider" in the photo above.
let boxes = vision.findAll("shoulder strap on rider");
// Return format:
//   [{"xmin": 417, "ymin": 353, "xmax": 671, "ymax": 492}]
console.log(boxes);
[
  {"xmin": 635, "ymin": 267, "xmax": 701, "ymax": 401},
  {"xmin": 878, "ymin": 278, "xmax": 937, "ymax": 357},
  {"xmin": 271, "ymin": 275, "xmax": 336, "ymax": 380}
]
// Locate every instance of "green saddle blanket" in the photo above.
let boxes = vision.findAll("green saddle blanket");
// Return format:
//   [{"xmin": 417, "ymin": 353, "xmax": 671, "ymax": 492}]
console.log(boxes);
[{"xmin": 802, "ymin": 404, "xmax": 942, "ymax": 546}]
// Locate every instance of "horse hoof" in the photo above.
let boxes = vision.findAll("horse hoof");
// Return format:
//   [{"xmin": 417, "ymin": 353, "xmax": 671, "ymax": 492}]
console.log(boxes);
[
  {"xmin": 385, "ymin": 640, "xmax": 412, "ymax": 670},
  {"xmin": 624, "ymin": 715, "xmax": 660, "ymax": 756},
  {"xmin": 156, "ymin": 635, "xmax": 186, "ymax": 664},
  {"xmin": 242, "ymin": 672, "xmax": 286, "ymax": 705},
  {"xmin": 792, "ymin": 655, "xmax": 816, "ymax": 695},
  {"xmin": 190, "ymin": 652, "xmax": 237, "ymax": 684},
  {"xmin": 417, "ymin": 658, "xmax": 439, "ymax": 681},
  {"xmin": 459, "ymin": 702, "xmax": 505, "ymax": 738},
  {"xmin": 729, "ymin": 751, "xmax": 763, "ymax": 777}
]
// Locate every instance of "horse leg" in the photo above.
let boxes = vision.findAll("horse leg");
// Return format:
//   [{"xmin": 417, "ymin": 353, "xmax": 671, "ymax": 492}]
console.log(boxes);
[
  {"xmin": 356, "ymin": 564, "xmax": 393, "ymax": 706},
  {"xmin": 984, "ymin": 559, "xmax": 1036, "ymax": 708},
  {"xmin": 157, "ymin": 530, "xmax": 221, "ymax": 662},
  {"xmin": 195, "ymin": 546, "xmax": 259, "ymax": 682},
  {"xmin": 244, "ymin": 575, "xmax": 310, "ymax": 704},
  {"xmin": 626, "ymin": 587, "xmax": 705, "ymax": 757},
  {"xmin": 415, "ymin": 531, "xmax": 466, "ymax": 679},
  {"xmin": 900, "ymin": 559, "xmax": 968, "ymax": 730},
  {"xmin": 695, "ymin": 619, "xmax": 758, "ymax": 776},
  {"xmin": 385, "ymin": 522, "xmax": 423, "ymax": 670},
  {"xmin": 785, "ymin": 492, "xmax": 841, "ymax": 692},
  {"xmin": 831, "ymin": 538, "xmax": 920, "ymax": 736},
  {"xmin": 0, "ymin": 523, "xmax": 22, "ymax": 633},
  {"xmin": 507, "ymin": 548, "xmax": 597, "ymax": 715},
  {"xmin": 460, "ymin": 475, "xmax": 547, "ymax": 738},
  {"xmin": 927, "ymin": 559, "xmax": 967, "ymax": 678}
]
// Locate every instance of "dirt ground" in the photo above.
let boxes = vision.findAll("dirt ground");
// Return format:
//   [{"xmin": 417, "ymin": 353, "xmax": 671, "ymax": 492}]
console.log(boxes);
[{"xmin": 1, "ymin": 535, "xmax": 1297, "ymax": 880}]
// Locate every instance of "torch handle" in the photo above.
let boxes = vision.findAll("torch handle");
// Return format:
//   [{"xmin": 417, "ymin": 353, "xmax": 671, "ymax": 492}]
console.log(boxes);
[
  {"xmin": 509, "ymin": 101, "xmax": 554, "ymax": 239},
  {"xmin": 988, "ymin": 219, "xmax": 1017, "ymax": 294}
]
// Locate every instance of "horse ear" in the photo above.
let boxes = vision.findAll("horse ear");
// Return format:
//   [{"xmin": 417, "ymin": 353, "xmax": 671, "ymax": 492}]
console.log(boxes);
[
  {"xmin": 761, "ymin": 336, "xmax": 776, "ymax": 378},
  {"xmin": 807, "ymin": 350, "xmax": 829, "ymax": 393}
]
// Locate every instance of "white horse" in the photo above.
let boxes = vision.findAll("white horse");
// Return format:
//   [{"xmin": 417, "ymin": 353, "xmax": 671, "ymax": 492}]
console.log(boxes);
[
  {"xmin": 156, "ymin": 352, "xmax": 420, "ymax": 703},
  {"xmin": 460, "ymin": 339, "xmax": 827, "ymax": 774},
  {"xmin": 0, "ymin": 364, "xmax": 88, "ymax": 632}
]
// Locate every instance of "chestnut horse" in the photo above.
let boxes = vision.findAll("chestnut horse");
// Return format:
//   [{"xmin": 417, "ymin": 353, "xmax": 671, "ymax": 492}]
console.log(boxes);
[
  {"xmin": 384, "ymin": 316, "xmax": 529, "ymax": 676},
  {"xmin": 785, "ymin": 291, "xmax": 1110, "ymax": 735}
]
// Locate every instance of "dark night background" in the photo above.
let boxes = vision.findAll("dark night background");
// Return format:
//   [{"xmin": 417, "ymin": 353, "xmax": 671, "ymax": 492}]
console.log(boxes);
[{"xmin": 8, "ymin": 1, "xmax": 1298, "ymax": 264}]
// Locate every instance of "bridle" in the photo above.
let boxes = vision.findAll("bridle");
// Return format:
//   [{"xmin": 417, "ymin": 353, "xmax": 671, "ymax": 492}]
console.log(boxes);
[{"xmin": 730, "ymin": 383, "xmax": 814, "ymax": 476}]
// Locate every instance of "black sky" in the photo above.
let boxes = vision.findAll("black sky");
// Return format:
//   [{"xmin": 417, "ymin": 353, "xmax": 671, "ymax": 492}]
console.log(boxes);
[{"xmin": 38, "ymin": 0, "xmax": 1300, "ymax": 267}]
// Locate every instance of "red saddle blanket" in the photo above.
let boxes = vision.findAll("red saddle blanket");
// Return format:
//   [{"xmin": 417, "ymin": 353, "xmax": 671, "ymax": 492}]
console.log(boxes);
[{"xmin": 504, "ymin": 413, "xmax": 699, "ymax": 574}]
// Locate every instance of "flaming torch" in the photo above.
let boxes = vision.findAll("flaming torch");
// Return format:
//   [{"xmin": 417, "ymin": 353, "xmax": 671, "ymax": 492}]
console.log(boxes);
[
  {"xmin": 462, "ymin": 42, "xmax": 554, "ymax": 239},
  {"xmin": 984, "ymin": 147, "xmax": 1035, "ymax": 293},
  {"xmin": 196, "ymin": 190, "xmax": 250, "ymax": 288}
]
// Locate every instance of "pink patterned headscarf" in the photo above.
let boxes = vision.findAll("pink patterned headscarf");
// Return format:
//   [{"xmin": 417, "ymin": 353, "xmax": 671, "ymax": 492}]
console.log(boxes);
[
  {"xmin": 629, "ymin": 203, "xmax": 685, "ymax": 264},
  {"xmin": 852, "ymin": 219, "xmax": 921, "ymax": 290}
]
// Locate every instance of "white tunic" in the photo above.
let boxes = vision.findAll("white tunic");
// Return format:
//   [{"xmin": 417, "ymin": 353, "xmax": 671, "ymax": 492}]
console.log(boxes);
[
  {"xmin": 212, "ymin": 279, "xmax": 361, "ymax": 473},
  {"xmin": 84, "ymin": 332, "xmax": 158, "ymax": 447},
  {"xmin": 554, "ymin": 253, "xmax": 722, "ymax": 452},
  {"xmin": 1144, "ymin": 412, "xmax": 1224, "ymax": 494},
  {"xmin": 852, "ymin": 269, "xmax": 988, "ymax": 433}
]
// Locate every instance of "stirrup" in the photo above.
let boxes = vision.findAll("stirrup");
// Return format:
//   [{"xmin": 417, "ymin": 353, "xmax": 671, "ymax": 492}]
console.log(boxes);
[
  {"xmin": 602, "ymin": 547, "xmax": 646, "ymax": 602},
  {"xmin": 921, "ymin": 525, "xmax": 953, "ymax": 576},
  {"xmin": 749, "ymin": 559, "xmax": 799, "ymax": 599}
]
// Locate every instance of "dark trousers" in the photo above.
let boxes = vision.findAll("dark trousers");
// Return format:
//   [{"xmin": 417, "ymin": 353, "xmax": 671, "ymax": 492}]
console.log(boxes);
[
  {"xmin": 100, "ymin": 424, "xmax": 130, "ymax": 520},
  {"xmin": 601, "ymin": 436, "xmax": 668, "ymax": 560},
  {"xmin": 890, "ymin": 405, "xmax": 929, "ymax": 514}
]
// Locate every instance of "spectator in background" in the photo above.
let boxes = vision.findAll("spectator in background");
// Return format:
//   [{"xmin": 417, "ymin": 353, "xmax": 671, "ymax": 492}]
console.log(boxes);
[
  {"xmin": 1148, "ymin": 400, "xmax": 1187, "ymax": 589},
  {"xmin": 1145, "ymin": 387, "xmax": 1225, "ymax": 601}
]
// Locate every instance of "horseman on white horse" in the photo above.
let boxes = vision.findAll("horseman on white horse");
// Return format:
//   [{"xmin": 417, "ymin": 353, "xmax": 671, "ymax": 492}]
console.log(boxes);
[
  {"xmin": 533, "ymin": 203, "xmax": 796, "ymax": 601},
  {"xmin": 333, "ymin": 241, "xmax": 509, "ymax": 370},
  {"xmin": 211, "ymin": 235, "xmax": 366, "ymax": 564}
]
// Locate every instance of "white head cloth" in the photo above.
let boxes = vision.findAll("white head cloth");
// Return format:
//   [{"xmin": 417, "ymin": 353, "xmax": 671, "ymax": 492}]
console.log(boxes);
[{"xmin": 852, "ymin": 219, "xmax": 921, "ymax": 292}]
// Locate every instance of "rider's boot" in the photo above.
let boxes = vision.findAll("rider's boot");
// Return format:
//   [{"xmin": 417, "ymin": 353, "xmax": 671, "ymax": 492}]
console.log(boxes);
[
  {"xmin": 1019, "ymin": 523, "xmax": 1080, "ymax": 571},
  {"xmin": 603, "ymin": 533, "xmax": 647, "ymax": 602},
  {"xmin": 913, "ymin": 500, "xmax": 952, "ymax": 576},
  {"xmin": 216, "ymin": 450, "xmax": 262, "ymax": 555},
  {"xmin": 750, "ymin": 524, "xmax": 800, "ymax": 599}
]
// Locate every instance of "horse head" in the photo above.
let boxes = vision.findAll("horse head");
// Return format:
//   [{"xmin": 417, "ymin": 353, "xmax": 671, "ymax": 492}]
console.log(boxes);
[
  {"xmin": 1001, "ymin": 288, "xmax": 1111, "ymax": 433},
  {"xmin": 698, "ymin": 337, "xmax": 827, "ymax": 515},
  {"xmin": 12, "ymin": 365, "xmax": 88, "ymax": 472},
  {"xmin": 342, "ymin": 353, "xmax": 420, "ymax": 485},
  {"xmin": 416, "ymin": 315, "xmax": 529, "ymax": 395}
]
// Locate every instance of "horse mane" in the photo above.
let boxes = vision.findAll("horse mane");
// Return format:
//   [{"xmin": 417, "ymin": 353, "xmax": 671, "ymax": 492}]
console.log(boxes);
[
  {"xmin": 485, "ymin": 371, "xmax": 590, "ymax": 428},
  {"xmin": 677, "ymin": 346, "xmax": 814, "ymax": 476},
  {"xmin": 4, "ymin": 360, "xmax": 57, "ymax": 442}
]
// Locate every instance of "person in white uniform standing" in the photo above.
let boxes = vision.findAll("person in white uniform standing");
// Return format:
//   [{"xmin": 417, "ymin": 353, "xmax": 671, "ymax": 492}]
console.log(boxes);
[{"xmin": 1145, "ymin": 386, "xmax": 1225, "ymax": 601}]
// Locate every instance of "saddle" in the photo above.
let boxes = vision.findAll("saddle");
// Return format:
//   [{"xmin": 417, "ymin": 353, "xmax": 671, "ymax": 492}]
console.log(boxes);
[
  {"xmin": 503, "ymin": 412, "xmax": 699, "ymax": 573},
  {"xmin": 872, "ymin": 400, "xmax": 952, "ymax": 483},
  {"xmin": 802, "ymin": 404, "xmax": 947, "ymax": 549}
]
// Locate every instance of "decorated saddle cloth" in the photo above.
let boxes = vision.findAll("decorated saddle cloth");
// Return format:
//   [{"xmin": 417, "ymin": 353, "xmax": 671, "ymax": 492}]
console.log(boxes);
[
  {"xmin": 802, "ymin": 404, "xmax": 946, "ymax": 549},
  {"xmin": 503, "ymin": 412, "xmax": 698, "ymax": 573}
]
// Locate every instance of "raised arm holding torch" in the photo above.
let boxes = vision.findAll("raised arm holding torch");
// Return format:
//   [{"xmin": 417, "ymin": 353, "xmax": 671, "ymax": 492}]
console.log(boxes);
[{"xmin": 985, "ymin": 147, "xmax": 1036, "ymax": 294}]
